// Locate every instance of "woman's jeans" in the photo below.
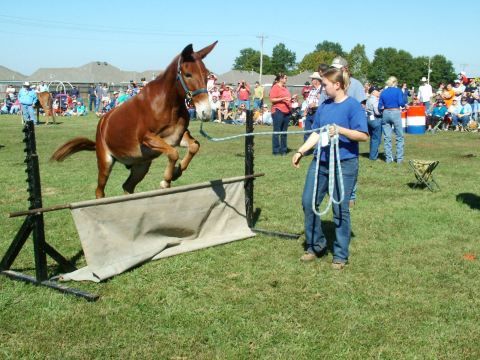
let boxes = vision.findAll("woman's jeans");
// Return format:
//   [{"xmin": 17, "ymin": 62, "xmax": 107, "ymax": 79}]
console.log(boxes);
[
  {"xmin": 302, "ymin": 157, "xmax": 358, "ymax": 263},
  {"xmin": 368, "ymin": 118, "xmax": 382, "ymax": 160},
  {"xmin": 272, "ymin": 110, "xmax": 290, "ymax": 155},
  {"xmin": 382, "ymin": 109, "xmax": 404, "ymax": 163}
]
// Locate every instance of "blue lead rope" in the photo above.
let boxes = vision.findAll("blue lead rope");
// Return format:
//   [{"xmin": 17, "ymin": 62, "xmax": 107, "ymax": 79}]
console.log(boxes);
[
  {"xmin": 199, "ymin": 122, "xmax": 344, "ymax": 218},
  {"xmin": 311, "ymin": 125, "xmax": 344, "ymax": 217}
]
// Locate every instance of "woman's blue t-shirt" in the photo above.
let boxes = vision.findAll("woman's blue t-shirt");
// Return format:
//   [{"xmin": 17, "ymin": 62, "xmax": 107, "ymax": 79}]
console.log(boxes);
[{"xmin": 312, "ymin": 96, "xmax": 368, "ymax": 162}]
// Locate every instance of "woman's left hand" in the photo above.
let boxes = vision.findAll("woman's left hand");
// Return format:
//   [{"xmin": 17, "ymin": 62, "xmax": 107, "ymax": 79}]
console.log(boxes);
[{"xmin": 329, "ymin": 125, "xmax": 340, "ymax": 137}]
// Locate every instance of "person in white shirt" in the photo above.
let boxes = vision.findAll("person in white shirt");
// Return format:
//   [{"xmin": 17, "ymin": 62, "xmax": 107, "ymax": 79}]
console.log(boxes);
[
  {"xmin": 210, "ymin": 96, "xmax": 220, "ymax": 121},
  {"xmin": 261, "ymin": 104, "xmax": 272, "ymax": 125},
  {"xmin": 207, "ymin": 73, "xmax": 217, "ymax": 92},
  {"xmin": 453, "ymin": 80, "xmax": 466, "ymax": 105},
  {"xmin": 417, "ymin": 76, "xmax": 433, "ymax": 114},
  {"xmin": 37, "ymin": 81, "xmax": 49, "ymax": 93}
]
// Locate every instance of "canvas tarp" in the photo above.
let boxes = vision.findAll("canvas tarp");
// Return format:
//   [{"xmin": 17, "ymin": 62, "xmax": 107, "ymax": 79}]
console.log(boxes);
[{"xmin": 60, "ymin": 180, "xmax": 255, "ymax": 282}]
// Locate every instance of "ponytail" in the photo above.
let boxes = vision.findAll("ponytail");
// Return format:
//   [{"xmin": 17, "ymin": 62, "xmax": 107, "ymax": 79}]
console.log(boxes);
[{"xmin": 322, "ymin": 67, "xmax": 350, "ymax": 91}]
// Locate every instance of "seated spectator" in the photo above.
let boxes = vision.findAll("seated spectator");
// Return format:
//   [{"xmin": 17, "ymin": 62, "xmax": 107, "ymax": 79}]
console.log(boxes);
[
  {"xmin": 210, "ymin": 96, "xmax": 220, "ymax": 121},
  {"xmin": 261, "ymin": 104, "xmax": 273, "ymax": 125},
  {"xmin": 52, "ymin": 99, "xmax": 60, "ymax": 114},
  {"xmin": 110, "ymin": 91, "xmax": 119, "ymax": 109},
  {"xmin": 96, "ymin": 99, "xmax": 111, "ymax": 117},
  {"xmin": 232, "ymin": 103, "xmax": 247, "ymax": 124},
  {"xmin": 0, "ymin": 101, "xmax": 8, "ymax": 114},
  {"xmin": 426, "ymin": 100, "xmax": 448, "ymax": 131},
  {"xmin": 64, "ymin": 101, "xmax": 77, "ymax": 116},
  {"xmin": 445, "ymin": 99, "xmax": 460, "ymax": 131},
  {"xmin": 455, "ymin": 97, "xmax": 472, "ymax": 131},
  {"xmin": 75, "ymin": 101, "xmax": 86, "ymax": 116},
  {"xmin": 10, "ymin": 99, "xmax": 21, "ymax": 114}
]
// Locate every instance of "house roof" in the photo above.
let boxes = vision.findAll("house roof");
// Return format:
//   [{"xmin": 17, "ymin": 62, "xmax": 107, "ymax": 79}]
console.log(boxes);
[
  {"xmin": 1, "ymin": 62, "xmax": 310, "ymax": 86},
  {"xmin": 25, "ymin": 62, "xmax": 162, "ymax": 84},
  {"xmin": 0, "ymin": 66, "xmax": 27, "ymax": 81}
]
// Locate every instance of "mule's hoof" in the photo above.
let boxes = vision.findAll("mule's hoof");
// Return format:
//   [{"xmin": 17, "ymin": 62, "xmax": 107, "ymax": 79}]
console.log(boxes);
[
  {"xmin": 171, "ymin": 166, "xmax": 183, "ymax": 181},
  {"xmin": 160, "ymin": 180, "xmax": 171, "ymax": 189}
]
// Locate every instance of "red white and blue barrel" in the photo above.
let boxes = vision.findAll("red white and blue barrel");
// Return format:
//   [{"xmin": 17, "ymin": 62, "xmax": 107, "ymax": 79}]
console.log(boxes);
[
  {"xmin": 401, "ymin": 110, "xmax": 407, "ymax": 133},
  {"xmin": 406, "ymin": 106, "xmax": 426, "ymax": 134}
]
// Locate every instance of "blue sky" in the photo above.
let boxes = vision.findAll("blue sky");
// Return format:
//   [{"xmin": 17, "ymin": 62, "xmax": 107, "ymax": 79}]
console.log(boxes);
[{"xmin": 2, "ymin": 0, "xmax": 479, "ymax": 77}]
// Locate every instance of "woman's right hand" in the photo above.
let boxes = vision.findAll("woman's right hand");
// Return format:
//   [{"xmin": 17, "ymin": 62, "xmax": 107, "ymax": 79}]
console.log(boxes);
[{"xmin": 292, "ymin": 152, "xmax": 303, "ymax": 168}]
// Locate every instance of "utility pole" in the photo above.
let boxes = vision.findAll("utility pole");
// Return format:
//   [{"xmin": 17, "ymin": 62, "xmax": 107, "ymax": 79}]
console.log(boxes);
[
  {"xmin": 256, "ymin": 34, "xmax": 267, "ymax": 84},
  {"xmin": 427, "ymin": 57, "xmax": 432, "ymax": 85}
]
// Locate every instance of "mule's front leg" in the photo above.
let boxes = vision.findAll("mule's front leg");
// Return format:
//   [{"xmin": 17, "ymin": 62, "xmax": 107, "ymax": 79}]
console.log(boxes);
[
  {"xmin": 172, "ymin": 130, "xmax": 200, "ymax": 181},
  {"xmin": 142, "ymin": 132, "xmax": 179, "ymax": 188}
]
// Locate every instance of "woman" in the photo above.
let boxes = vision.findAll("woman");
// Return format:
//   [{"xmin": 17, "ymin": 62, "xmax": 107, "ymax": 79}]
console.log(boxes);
[
  {"xmin": 220, "ymin": 85, "xmax": 233, "ymax": 113},
  {"xmin": 292, "ymin": 67, "xmax": 368, "ymax": 269},
  {"xmin": 442, "ymin": 83, "xmax": 455, "ymax": 108},
  {"xmin": 269, "ymin": 73, "xmax": 291, "ymax": 155}
]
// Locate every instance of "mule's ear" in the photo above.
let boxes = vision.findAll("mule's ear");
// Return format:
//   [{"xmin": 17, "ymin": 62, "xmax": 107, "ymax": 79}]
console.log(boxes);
[
  {"xmin": 196, "ymin": 41, "xmax": 218, "ymax": 59},
  {"xmin": 181, "ymin": 44, "xmax": 195, "ymax": 61}
]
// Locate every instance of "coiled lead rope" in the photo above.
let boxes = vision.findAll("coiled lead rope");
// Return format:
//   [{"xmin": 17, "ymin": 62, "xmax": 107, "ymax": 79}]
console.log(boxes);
[{"xmin": 199, "ymin": 121, "xmax": 344, "ymax": 217}]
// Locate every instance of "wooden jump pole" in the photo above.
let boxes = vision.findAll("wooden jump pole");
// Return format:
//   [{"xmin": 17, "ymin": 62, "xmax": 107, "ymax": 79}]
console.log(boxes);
[
  {"xmin": 244, "ymin": 110, "xmax": 300, "ymax": 240},
  {"xmin": 9, "ymin": 173, "xmax": 265, "ymax": 218}
]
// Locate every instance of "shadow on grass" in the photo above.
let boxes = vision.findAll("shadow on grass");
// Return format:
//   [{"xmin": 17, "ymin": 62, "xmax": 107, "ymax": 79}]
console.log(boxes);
[
  {"xmin": 51, "ymin": 249, "xmax": 84, "ymax": 275},
  {"xmin": 301, "ymin": 220, "xmax": 356, "ymax": 254},
  {"xmin": 8, "ymin": 249, "xmax": 85, "ymax": 276},
  {"xmin": 407, "ymin": 182, "xmax": 427, "ymax": 190},
  {"xmin": 456, "ymin": 193, "xmax": 480, "ymax": 210},
  {"xmin": 359, "ymin": 152, "xmax": 386, "ymax": 162}
]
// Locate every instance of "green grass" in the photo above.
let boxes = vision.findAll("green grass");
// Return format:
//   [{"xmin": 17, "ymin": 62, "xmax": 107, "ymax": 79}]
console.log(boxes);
[{"xmin": 0, "ymin": 114, "xmax": 479, "ymax": 359}]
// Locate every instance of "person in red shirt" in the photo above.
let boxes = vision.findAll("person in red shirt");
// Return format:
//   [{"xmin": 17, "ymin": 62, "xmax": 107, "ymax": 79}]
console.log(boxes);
[
  {"xmin": 236, "ymin": 80, "xmax": 251, "ymax": 109},
  {"xmin": 269, "ymin": 73, "xmax": 292, "ymax": 155},
  {"xmin": 302, "ymin": 81, "xmax": 311, "ymax": 100}
]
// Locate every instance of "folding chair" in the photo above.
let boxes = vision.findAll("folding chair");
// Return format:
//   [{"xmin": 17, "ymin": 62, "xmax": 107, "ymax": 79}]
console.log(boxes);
[{"xmin": 408, "ymin": 160, "xmax": 440, "ymax": 192}]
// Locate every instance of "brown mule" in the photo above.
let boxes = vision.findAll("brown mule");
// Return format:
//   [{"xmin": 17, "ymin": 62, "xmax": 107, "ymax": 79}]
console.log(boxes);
[
  {"xmin": 36, "ymin": 91, "xmax": 56, "ymax": 125},
  {"xmin": 51, "ymin": 42, "xmax": 217, "ymax": 198}
]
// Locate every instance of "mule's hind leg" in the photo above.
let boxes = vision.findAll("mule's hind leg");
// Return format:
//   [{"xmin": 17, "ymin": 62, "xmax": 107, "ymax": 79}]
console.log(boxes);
[
  {"xmin": 122, "ymin": 162, "xmax": 152, "ymax": 194},
  {"xmin": 95, "ymin": 148, "xmax": 115, "ymax": 199},
  {"xmin": 172, "ymin": 130, "xmax": 200, "ymax": 181},
  {"xmin": 142, "ymin": 132, "xmax": 178, "ymax": 189}
]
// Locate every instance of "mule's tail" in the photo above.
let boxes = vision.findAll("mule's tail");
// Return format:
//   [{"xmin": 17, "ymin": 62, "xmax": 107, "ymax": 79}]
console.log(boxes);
[{"xmin": 50, "ymin": 137, "xmax": 96, "ymax": 161}]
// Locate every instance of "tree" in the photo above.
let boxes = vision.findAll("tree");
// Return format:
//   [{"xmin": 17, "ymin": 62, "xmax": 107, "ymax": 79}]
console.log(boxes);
[
  {"xmin": 315, "ymin": 41, "xmax": 345, "ymax": 56},
  {"xmin": 297, "ymin": 51, "xmax": 336, "ymax": 73},
  {"xmin": 427, "ymin": 55, "xmax": 456, "ymax": 87},
  {"xmin": 270, "ymin": 43, "xmax": 296, "ymax": 75},
  {"xmin": 368, "ymin": 47, "xmax": 416, "ymax": 86},
  {"xmin": 233, "ymin": 48, "xmax": 271, "ymax": 73},
  {"xmin": 346, "ymin": 44, "xmax": 370, "ymax": 83}
]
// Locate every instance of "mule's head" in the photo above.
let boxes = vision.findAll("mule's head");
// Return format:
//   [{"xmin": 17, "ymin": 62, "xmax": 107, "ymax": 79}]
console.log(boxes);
[{"xmin": 177, "ymin": 41, "xmax": 217, "ymax": 120}]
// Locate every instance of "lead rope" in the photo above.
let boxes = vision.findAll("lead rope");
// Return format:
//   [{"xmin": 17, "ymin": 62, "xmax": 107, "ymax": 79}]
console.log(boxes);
[
  {"xmin": 311, "ymin": 124, "xmax": 344, "ymax": 217},
  {"xmin": 199, "ymin": 122, "xmax": 345, "ymax": 217}
]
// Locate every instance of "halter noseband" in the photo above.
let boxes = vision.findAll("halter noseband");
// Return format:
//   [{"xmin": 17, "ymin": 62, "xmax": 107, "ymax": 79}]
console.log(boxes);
[{"xmin": 176, "ymin": 57, "xmax": 208, "ymax": 100}]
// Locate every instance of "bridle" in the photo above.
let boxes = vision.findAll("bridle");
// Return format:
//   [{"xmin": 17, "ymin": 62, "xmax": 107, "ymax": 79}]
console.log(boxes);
[{"xmin": 176, "ymin": 57, "xmax": 208, "ymax": 101}]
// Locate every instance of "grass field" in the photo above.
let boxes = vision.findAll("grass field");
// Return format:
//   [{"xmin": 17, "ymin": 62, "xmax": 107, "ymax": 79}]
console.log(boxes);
[{"xmin": 1, "ymin": 114, "xmax": 479, "ymax": 359}]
